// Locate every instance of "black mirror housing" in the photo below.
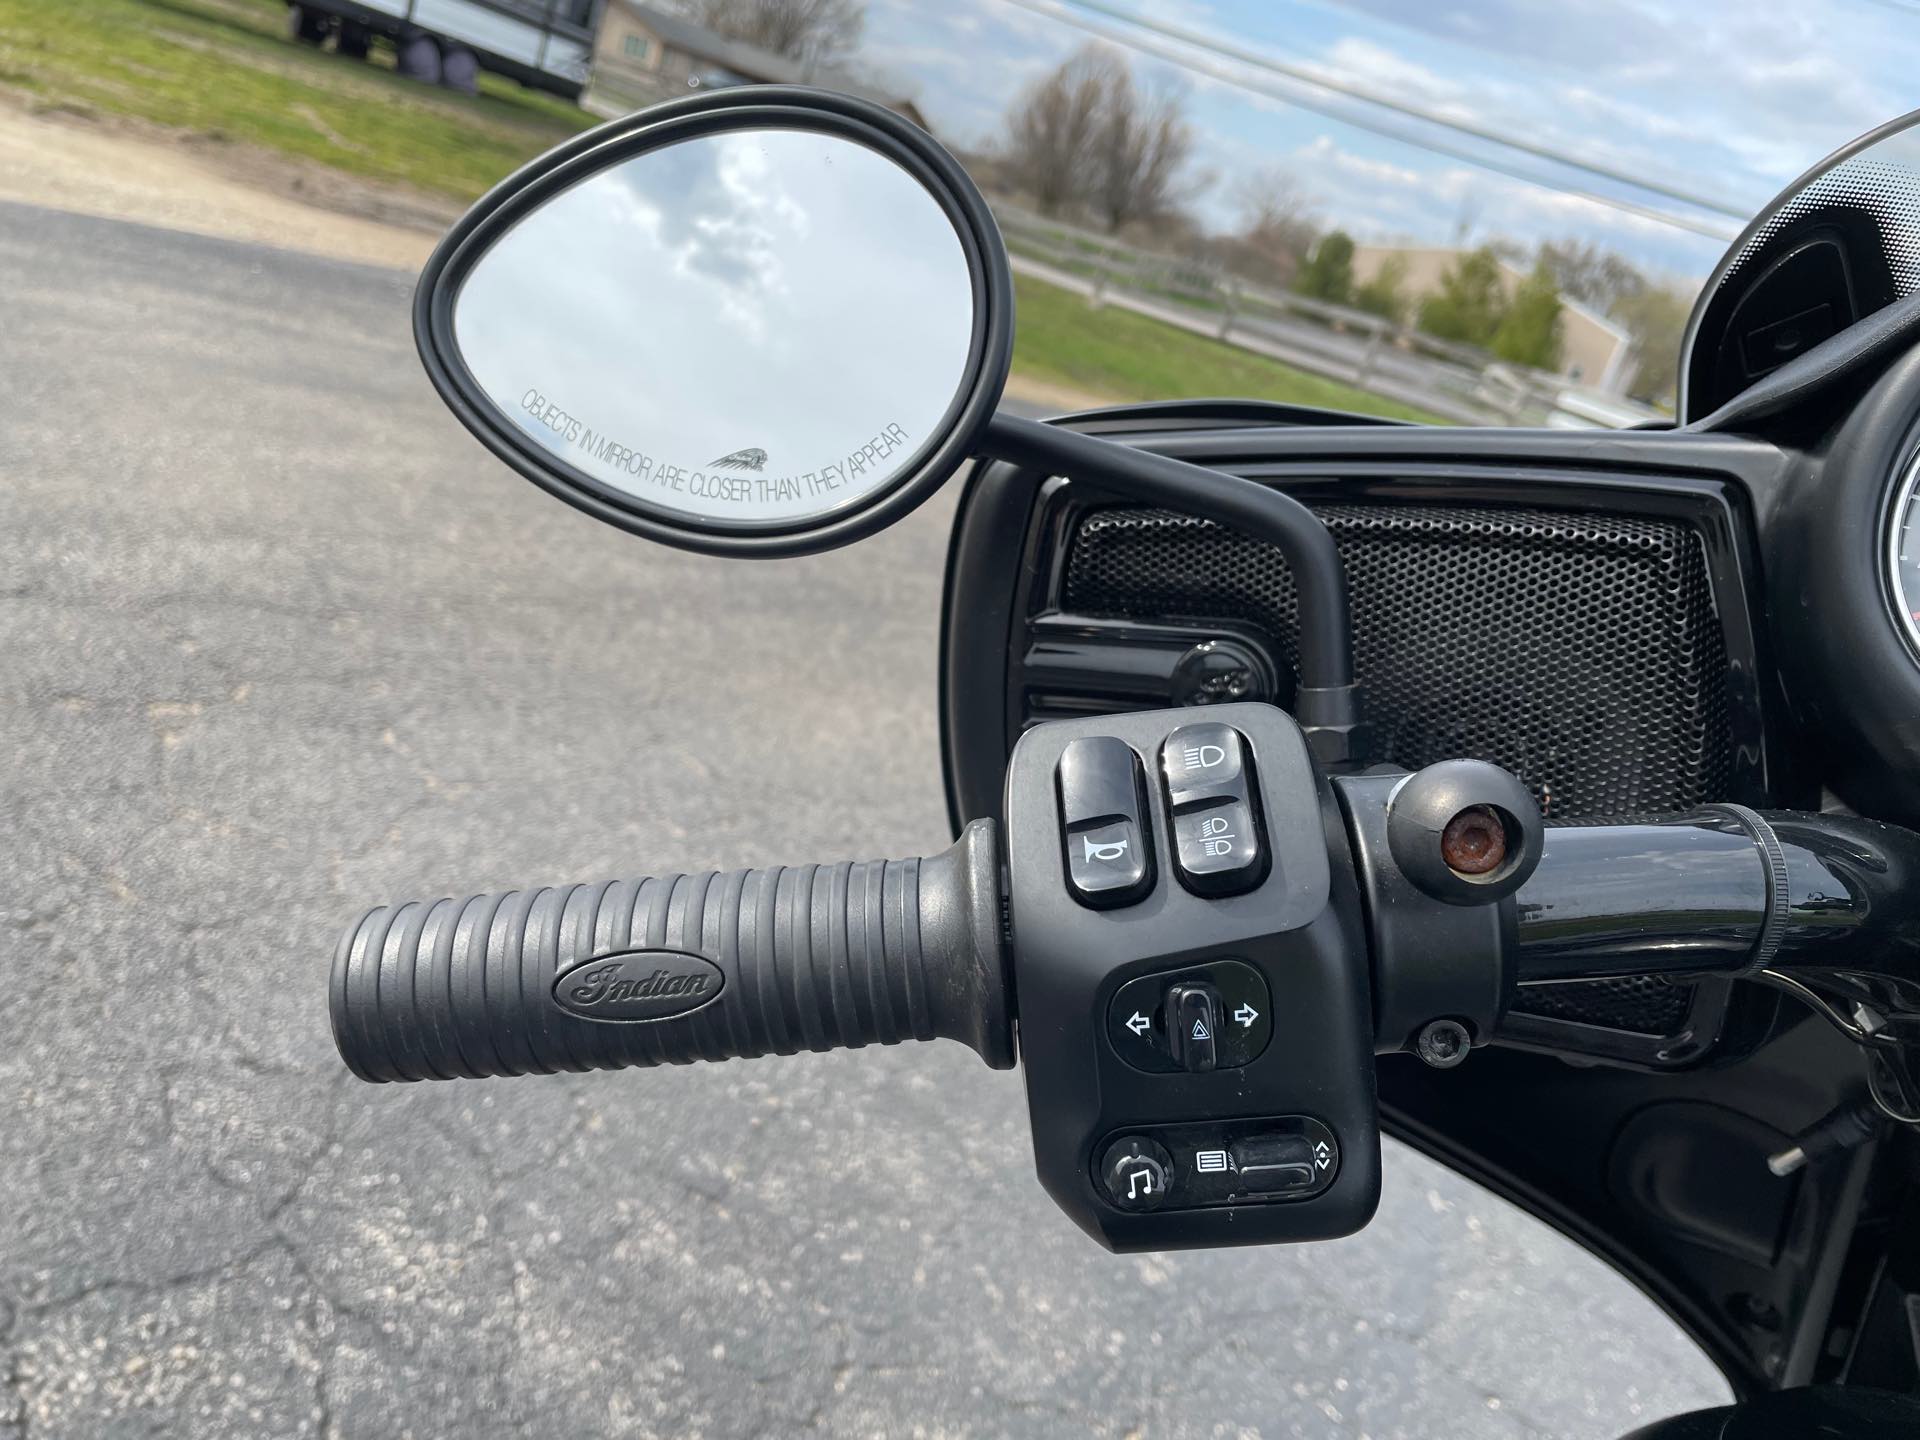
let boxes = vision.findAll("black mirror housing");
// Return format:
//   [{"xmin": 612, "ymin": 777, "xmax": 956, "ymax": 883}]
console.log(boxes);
[{"xmin": 413, "ymin": 85, "xmax": 1014, "ymax": 558}]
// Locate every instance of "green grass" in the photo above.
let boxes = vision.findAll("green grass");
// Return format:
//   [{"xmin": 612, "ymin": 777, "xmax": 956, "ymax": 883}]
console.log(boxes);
[
  {"xmin": 0, "ymin": 0, "xmax": 593, "ymax": 199},
  {"xmin": 1, "ymin": 0, "xmax": 1445, "ymax": 422},
  {"xmin": 1012, "ymin": 271, "xmax": 1449, "ymax": 424}
]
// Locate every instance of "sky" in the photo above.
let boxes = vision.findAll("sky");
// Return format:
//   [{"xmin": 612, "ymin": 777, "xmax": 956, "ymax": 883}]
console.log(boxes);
[
  {"xmin": 457, "ymin": 130, "xmax": 974, "ymax": 523},
  {"xmin": 853, "ymin": 0, "xmax": 1920, "ymax": 290}
]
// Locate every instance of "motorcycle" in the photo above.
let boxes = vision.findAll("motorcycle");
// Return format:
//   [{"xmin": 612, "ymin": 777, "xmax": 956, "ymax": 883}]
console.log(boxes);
[{"xmin": 329, "ymin": 86, "xmax": 1920, "ymax": 1436}]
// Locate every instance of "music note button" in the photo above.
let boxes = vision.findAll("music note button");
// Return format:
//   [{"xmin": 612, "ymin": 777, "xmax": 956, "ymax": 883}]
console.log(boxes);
[{"xmin": 1099, "ymin": 1136, "xmax": 1174, "ymax": 1212}]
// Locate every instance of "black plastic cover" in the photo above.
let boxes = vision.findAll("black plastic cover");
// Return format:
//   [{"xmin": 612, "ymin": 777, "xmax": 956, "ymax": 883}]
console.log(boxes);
[{"xmin": 1004, "ymin": 702, "xmax": 1379, "ymax": 1252}]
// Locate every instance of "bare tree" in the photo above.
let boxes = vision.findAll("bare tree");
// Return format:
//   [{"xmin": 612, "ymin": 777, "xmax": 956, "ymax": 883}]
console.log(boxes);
[
  {"xmin": 1003, "ymin": 45, "xmax": 1197, "ymax": 232},
  {"xmin": 1227, "ymin": 165, "xmax": 1319, "ymax": 285},
  {"xmin": 1088, "ymin": 68, "xmax": 1196, "ymax": 234},
  {"xmin": 675, "ymin": 0, "xmax": 865, "ymax": 72},
  {"xmin": 1003, "ymin": 45, "xmax": 1126, "ymax": 217},
  {"xmin": 1536, "ymin": 237, "xmax": 1648, "ymax": 314}
]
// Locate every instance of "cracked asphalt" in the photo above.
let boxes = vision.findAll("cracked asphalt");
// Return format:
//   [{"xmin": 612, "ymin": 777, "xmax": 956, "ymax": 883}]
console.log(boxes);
[{"xmin": 0, "ymin": 199, "xmax": 1733, "ymax": 1438}]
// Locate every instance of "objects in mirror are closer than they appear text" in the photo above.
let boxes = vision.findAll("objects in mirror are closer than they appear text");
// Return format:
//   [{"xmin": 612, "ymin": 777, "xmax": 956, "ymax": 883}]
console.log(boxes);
[{"xmin": 519, "ymin": 387, "xmax": 911, "ymax": 510}]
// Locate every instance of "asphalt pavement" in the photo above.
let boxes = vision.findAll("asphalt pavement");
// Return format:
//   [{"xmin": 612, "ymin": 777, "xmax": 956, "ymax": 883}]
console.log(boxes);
[{"xmin": 0, "ymin": 199, "xmax": 1731, "ymax": 1439}]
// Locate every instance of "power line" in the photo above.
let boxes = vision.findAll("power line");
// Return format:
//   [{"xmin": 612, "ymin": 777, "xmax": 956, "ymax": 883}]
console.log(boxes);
[
  {"xmin": 1011, "ymin": 0, "xmax": 1750, "ymax": 220},
  {"xmin": 998, "ymin": 0, "xmax": 1747, "ymax": 242}
]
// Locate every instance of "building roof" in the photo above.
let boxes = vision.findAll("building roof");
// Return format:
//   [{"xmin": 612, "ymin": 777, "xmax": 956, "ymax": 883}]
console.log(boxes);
[
  {"xmin": 618, "ymin": 1, "xmax": 806, "ymax": 85},
  {"xmin": 610, "ymin": 2, "xmax": 927, "ymax": 128}
]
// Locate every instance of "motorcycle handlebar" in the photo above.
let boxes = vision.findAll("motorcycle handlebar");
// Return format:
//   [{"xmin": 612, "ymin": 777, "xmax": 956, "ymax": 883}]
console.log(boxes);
[
  {"xmin": 330, "ymin": 777, "xmax": 1920, "ymax": 1089},
  {"xmin": 329, "ymin": 819, "xmax": 1015, "ymax": 1083},
  {"xmin": 1512, "ymin": 807, "xmax": 1920, "ymax": 989}
]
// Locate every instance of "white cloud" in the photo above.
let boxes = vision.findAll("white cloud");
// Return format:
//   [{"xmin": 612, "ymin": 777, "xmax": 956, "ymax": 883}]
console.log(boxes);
[
  {"xmin": 1299, "ymin": 0, "xmax": 1908, "ymax": 194},
  {"xmin": 1260, "ymin": 133, "xmax": 1726, "ymax": 278},
  {"xmin": 856, "ymin": 0, "xmax": 1911, "ymax": 280},
  {"xmin": 1306, "ymin": 36, "xmax": 1481, "ymax": 125}
]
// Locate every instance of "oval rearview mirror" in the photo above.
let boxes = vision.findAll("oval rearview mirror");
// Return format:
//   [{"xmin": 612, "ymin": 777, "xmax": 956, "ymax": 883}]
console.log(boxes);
[{"xmin": 416, "ymin": 87, "xmax": 1013, "ymax": 556}]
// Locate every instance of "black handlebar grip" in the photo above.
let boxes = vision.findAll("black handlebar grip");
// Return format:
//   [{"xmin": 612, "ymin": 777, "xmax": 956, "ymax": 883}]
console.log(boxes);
[{"xmin": 331, "ymin": 819, "xmax": 1013, "ymax": 1083}]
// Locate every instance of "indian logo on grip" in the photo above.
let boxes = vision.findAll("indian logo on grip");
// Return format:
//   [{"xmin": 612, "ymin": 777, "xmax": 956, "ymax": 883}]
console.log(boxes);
[{"xmin": 551, "ymin": 949, "xmax": 726, "ymax": 1022}]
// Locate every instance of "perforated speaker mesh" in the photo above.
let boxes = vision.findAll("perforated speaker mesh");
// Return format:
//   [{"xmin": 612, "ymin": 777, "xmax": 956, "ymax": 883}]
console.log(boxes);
[
  {"xmin": 1503, "ymin": 975, "xmax": 1691, "ymax": 1032},
  {"xmin": 1058, "ymin": 500, "xmax": 1732, "ymax": 1038},
  {"xmin": 1729, "ymin": 156, "xmax": 1920, "ymax": 297},
  {"xmin": 1062, "ymin": 501, "xmax": 1732, "ymax": 817}
]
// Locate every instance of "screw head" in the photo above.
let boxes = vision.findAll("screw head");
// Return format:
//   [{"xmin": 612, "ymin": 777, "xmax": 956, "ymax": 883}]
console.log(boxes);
[
  {"xmin": 1441, "ymin": 805, "xmax": 1509, "ymax": 876},
  {"xmin": 1415, "ymin": 1018, "xmax": 1472, "ymax": 1069}
]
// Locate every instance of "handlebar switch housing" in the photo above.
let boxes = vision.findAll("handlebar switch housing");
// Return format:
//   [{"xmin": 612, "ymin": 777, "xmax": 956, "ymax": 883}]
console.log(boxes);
[
  {"xmin": 1004, "ymin": 703, "xmax": 1380, "ymax": 1252},
  {"xmin": 1333, "ymin": 762, "xmax": 1544, "ymax": 1056}
]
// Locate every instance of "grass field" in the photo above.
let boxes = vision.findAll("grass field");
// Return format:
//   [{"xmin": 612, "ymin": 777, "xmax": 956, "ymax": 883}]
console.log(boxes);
[
  {"xmin": 0, "ymin": 1, "xmax": 1445, "ymax": 420},
  {"xmin": 0, "ymin": 0, "xmax": 591, "ymax": 199},
  {"xmin": 1011, "ymin": 272, "xmax": 1448, "ymax": 423}
]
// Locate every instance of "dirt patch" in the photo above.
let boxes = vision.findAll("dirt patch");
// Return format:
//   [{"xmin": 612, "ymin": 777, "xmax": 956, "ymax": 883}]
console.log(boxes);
[
  {"xmin": 0, "ymin": 96, "xmax": 446, "ymax": 269},
  {"xmin": 0, "ymin": 93, "xmax": 1123, "ymax": 409}
]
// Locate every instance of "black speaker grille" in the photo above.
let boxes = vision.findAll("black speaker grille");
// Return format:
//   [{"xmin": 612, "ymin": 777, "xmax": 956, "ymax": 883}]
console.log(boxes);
[
  {"xmin": 1061, "ymin": 501, "xmax": 1733, "ymax": 818},
  {"xmin": 1058, "ymin": 500, "xmax": 1732, "ymax": 1041},
  {"xmin": 1503, "ymin": 975, "xmax": 1692, "ymax": 1032}
]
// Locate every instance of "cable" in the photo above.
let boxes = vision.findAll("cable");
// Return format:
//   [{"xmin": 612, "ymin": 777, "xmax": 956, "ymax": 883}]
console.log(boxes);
[
  {"xmin": 998, "ymin": 0, "xmax": 1748, "ymax": 241},
  {"xmin": 1755, "ymin": 968, "xmax": 1894, "ymax": 1045},
  {"xmin": 1757, "ymin": 969, "xmax": 1920, "ymax": 1125},
  {"xmin": 1868, "ymin": 1055, "xmax": 1920, "ymax": 1125}
]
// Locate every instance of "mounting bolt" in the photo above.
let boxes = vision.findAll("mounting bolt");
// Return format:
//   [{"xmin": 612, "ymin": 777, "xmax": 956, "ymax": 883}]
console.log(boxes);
[
  {"xmin": 1415, "ymin": 1018, "xmax": 1472, "ymax": 1069},
  {"xmin": 1441, "ymin": 805, "xmax": 1508, "ymax": 876},
  {"xmin": 1386, "ymin": 760, "xmax": 1542, "ymax": 905}
]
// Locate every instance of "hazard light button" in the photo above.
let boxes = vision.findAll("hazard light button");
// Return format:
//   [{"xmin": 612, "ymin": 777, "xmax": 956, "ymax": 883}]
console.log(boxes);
[{"xmin": 1165, "ymin": 981, "xmax": 1221, "ymax": 1072}]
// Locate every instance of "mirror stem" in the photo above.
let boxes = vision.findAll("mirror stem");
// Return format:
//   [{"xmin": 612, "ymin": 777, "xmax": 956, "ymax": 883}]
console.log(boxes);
[{"xmin": 980, "ymin": 413, "xmax": 1368, "ymax": 765}]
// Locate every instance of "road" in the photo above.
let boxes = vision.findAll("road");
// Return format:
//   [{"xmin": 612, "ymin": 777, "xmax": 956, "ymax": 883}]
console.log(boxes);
[{"xmin": 0, "ymin": 200, "xmax": 1729, "ymax": 1439}]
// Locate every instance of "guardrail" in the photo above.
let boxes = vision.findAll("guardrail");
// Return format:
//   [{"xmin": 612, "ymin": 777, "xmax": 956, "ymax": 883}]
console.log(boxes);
[{"xmin": 994, "ymin": 206, "xmax": 1655, "ymax": 428}]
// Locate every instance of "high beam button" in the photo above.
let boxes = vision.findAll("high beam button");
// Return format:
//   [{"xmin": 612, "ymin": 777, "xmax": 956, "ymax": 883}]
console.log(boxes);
[
  {"xmin": 1161, "ymin": 725, "xmax": 1268, "ymax": 897},
  {"xmin": 1161, "ymin": 722, "xmax": 1247, "ymax": 804}
]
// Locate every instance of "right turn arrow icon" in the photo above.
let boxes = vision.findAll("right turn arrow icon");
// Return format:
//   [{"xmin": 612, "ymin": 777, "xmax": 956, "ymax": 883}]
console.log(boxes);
[{"xmin": 1233, "ymin": 1003, "xmax": 1258, "ymax": 1028}]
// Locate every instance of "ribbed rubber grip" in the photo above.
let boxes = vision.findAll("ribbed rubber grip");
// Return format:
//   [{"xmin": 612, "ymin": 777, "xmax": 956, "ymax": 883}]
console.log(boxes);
[{"xmin": 331, "ymin": 820, "xmax": 1013, "ymax": 1083}]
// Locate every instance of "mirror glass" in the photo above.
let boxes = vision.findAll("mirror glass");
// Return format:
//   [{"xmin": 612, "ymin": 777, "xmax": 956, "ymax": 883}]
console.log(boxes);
[{"xmin": 452, "ymin": 127, "xmax": 978, "ymax": 527}]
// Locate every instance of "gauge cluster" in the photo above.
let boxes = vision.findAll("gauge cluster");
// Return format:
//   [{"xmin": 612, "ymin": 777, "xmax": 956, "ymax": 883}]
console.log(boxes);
[
  {"xmin": 1888, "ymin": 452, "xmax": 1920, "ymax": 663},
  {"xmin": 1765, "ymin": 341, "xmax": 1920, "ymax": 825}
]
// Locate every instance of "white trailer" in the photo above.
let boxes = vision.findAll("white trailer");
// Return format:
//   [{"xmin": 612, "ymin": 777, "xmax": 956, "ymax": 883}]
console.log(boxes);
[{"xmin": 285, "ymin": 0, "xmax": 605, "ymax": 98}]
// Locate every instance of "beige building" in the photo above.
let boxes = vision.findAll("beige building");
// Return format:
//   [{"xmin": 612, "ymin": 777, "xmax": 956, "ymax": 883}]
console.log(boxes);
[
  {"xmin": 1351, "ymin": 243, "xmax": 1632, "ymax": 392},
  {"xmin": 586, "ymin": 2, "xmax": 926, "ymax": 129}
]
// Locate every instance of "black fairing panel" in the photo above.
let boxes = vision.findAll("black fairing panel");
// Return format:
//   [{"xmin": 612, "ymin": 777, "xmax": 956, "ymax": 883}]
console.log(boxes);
[
  {"xmin": 1769, "ymin": 343, "xmax": 1920, "ymax": 825},
  {"xmin": 943, "ymin": 420, "xmax": 1798, "ymax": 830},
  {"xmin": 1620, "ymin": 1385, "xmax": 1920, "ymax": 1438},
  {"xmin": 938, "ymin": 406, "xmax": 1914, "ymax": 1397}
]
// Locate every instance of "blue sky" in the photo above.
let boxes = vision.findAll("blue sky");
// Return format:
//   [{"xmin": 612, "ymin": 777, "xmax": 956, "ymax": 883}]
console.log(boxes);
[{"xmin": 857, "ymin": 0, "xmax": 1920, "ymax": 289}]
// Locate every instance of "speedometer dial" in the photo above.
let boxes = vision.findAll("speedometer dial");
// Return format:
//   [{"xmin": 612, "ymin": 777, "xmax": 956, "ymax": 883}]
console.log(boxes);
[{"xmin": 1892, "ymin": 455, "xmax": 1920, "ymax": 661}]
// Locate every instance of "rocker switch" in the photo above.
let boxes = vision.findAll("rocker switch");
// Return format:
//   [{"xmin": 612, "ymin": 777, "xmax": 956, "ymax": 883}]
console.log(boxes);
[
  {"xmin": 1165, "ymin": 981, "xmax": 1222, "ymax": 1073},
  {"xmin": 1161, "ymin": 723, "xmax": 1268, "ymax": 897},
  {"xmin": 1058, "ymin": 737, "xmax": 1154, "ymax": 908},
  {"xmin": 1230, "ymin": 1134, "xmax": 1321, "ymax": 1194}
]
